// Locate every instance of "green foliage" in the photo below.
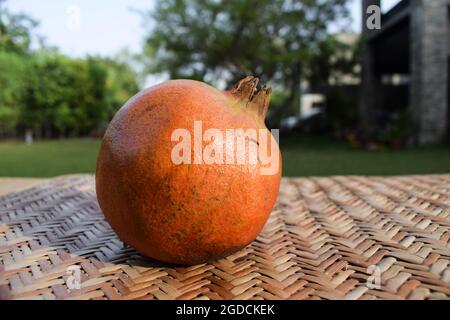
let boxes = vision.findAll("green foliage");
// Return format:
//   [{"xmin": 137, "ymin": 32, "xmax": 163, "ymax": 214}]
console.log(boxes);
[
  {"xmin": 0, "ymin": 0, "xmax": 38, "ymax": 55},
  {"xmin": 0, "ymin": 51, "xmax": 30, "ymax": 134},
  {"xmin": 0, "ymin": 0, "xmax": 357, "ymax": 139},
  {"xmin": 144, "ymin": 0, "xmax": 352, "ymax": 119},
  {"xmin": 0, "ymin": 2, "xmax": 140, "ymax": 139},
  {"xmin": 100, "ymin": 56, "xmax": 140, "ymax": 121},
  {"xmin": 309, "ymin": 35, "xmax": 361, "ymax": 88},
  {"xmin": 22, "ymin": 52, "xmax": 140, "ymax": 137},
  {"xmin": 26, "ymin": 53, "xmax": 90, "ymax": 136}
]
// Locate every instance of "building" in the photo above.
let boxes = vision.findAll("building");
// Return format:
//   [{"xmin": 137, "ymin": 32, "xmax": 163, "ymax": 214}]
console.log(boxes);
[{"xmin": 361, "ymin": 0, "xmax": 449, "ymax": 144}]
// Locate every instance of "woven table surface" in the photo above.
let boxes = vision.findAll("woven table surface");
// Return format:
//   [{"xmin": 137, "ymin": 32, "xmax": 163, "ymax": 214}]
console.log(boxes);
[{"xmin": 0, "ymin": 175, "xmax": 449, "ymax": 300}]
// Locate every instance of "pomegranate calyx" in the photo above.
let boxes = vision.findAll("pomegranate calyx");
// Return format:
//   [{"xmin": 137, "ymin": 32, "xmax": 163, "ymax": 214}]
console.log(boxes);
[{"xmin": 230, "ymin": 76, "xmax": 272, "ymax": 119}]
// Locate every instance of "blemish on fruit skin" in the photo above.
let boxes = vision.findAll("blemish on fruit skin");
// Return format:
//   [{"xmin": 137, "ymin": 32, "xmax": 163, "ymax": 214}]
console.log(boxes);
[
  {"xmin": 171, "ymin": 229, "xmax": 187, "ymax": 244},
  {"xmin": 96, "ymin": 77, "xmax": 281, "ymax": 265},
  {"xmin": 209, "ymin": 196, "xmax": 221, "ymax": 202}
]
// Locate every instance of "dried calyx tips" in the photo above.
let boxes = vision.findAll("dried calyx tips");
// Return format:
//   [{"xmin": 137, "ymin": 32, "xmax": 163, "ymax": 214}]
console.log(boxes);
[{"xmin": 230, "ymin": 76, "xmax": 272, "ymax": 119}]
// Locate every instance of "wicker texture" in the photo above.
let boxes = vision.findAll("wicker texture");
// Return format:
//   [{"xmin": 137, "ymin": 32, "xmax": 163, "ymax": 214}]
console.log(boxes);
[{"xmin": 0, "ymin": 175, "xmax": 449, "ymax": 300}]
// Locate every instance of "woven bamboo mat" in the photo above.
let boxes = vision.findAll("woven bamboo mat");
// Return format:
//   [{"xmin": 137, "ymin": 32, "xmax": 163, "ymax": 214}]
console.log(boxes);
[{"xmin": 0, "ymin": 175, "xmax": 449, "ymax": 300}]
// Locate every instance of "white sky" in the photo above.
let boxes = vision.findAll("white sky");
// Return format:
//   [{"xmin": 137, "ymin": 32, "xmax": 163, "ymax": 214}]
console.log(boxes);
[
  {"xmin": 5, "ymin": 0, "xmax": 152, "ymax": 57},
  {"xmin": 5, "ymin": 0, "xmax": 402, "ymax": 58}
]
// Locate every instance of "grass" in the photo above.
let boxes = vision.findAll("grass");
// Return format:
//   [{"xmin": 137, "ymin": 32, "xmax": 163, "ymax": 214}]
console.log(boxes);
[
  {"xmin": 281, "ymin": 137, "xmax": 450, "ymax": 177},
  {"xmin": 0, "ymin": 139, "xmax": 100, "ymax": 177},
  {"xmin": 0, "ymin": 138, "xmax": 449, "ymax": 178}
]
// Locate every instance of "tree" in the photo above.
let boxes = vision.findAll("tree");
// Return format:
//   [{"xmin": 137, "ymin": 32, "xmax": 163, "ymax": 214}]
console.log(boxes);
[
  {"xmin": 0, "ymin": 0, "xmax": 37, "ymax": 137},
  {"xmin": 98, "ymin": 55, "xmax": 140, "ymax": 123},
  {"xmin": 143, "ymin": 0, "xmax": 351, "ymax": 122},
  {"xmin": 0, "ymin": 0, "xmax": 38, "ymax": 55},
  {"xmin": 24, "ymin": 52, "xmax": 86, "ymax": 137},
  {"xmin": 21, "ymin": 51, "xmax": 140, "ymax": 138},
  {"xmin": 308, "ymin": 34, "xmax": 361, "ymax": 134},
  {"xmin": 0, "ymin": 51, "xmax": 29, "ymax": 136},
  {"xmin": 0, "ymin": 2, "xmax": 141, "ymax": 140}
]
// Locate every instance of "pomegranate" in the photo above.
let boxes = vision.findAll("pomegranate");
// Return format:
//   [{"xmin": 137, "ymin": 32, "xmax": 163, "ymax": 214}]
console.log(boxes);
[{"xmin": 96, "ymin": 76, "xmax": 282, "ymax": 265}]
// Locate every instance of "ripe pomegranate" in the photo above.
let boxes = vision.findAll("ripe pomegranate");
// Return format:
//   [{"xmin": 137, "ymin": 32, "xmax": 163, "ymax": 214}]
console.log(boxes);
[{"xmin": 96, "ymin": 76, "xmax": 282, "ymax": 265}]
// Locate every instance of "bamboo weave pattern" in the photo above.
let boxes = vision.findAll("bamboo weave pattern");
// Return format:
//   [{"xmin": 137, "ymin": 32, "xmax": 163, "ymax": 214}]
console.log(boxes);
[{"xmin": 0, "ymin": 175, "xmax": 449, "ymax": 300}]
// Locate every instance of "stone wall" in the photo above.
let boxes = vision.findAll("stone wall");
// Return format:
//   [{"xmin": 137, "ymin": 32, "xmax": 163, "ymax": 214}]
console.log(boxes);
[{"xmin": 410, "ymin": 0, "xmax": 449, "ymax": 144}]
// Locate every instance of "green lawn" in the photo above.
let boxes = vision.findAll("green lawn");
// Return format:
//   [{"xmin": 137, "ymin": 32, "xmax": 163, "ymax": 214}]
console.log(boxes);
[
  {"xmin": 281, "ymin": 137, "xmax": 450, "ymax": 177},
  {"xmin": 0, "ymin": 139, "xmax": 100, "ymax": 177},
  {"xmin": 0, "ymin": 138, "xmax": 449, "ymax": 177}
]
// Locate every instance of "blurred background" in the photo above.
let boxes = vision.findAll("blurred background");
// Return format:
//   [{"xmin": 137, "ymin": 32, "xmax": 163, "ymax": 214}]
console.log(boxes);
[{"xmin": 0, "ymin": 0, "xmax": 449, "ymax": 178}]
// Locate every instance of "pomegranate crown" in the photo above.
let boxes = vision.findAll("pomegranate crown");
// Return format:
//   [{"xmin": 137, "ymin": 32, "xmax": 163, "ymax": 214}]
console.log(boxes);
[{"xmin": 230, "ymin": 76, "xmax": 272, "ymax": 120}]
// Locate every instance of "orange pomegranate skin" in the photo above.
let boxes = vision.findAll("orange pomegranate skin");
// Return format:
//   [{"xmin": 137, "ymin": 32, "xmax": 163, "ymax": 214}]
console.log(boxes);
[{"xmin": 96, "ymin": 77, "xmax": 282, "ymax": 265}]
